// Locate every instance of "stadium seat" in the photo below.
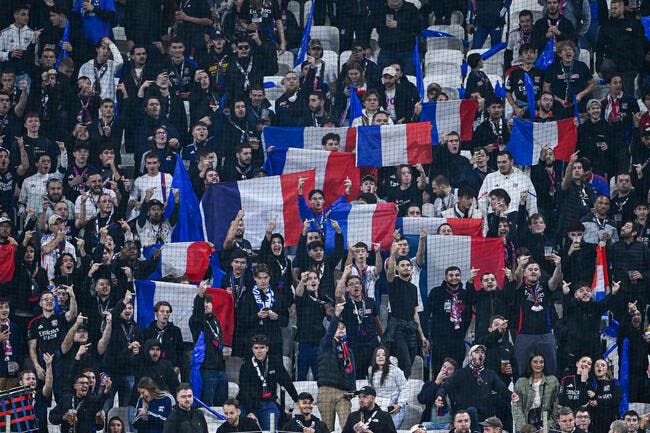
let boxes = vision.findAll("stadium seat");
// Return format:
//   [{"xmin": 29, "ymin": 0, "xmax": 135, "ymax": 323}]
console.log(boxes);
[
  {"xmin": 467, "ymin": 48, "xmax": 504, "ymax": 76},
  {"xmin": 427, "ymin": 24, "xmax": 464, "ymax": 40},
  {"xmin": 225, "ymin": 356, "xmax": 243, "ymax": 383},
  {"xmin": 424, "ymin": 49, "xmax": 464, "ymax": 66},
  {"xmin": 199, "ymin": 407, "xmax": 225, "ymax": 432},
  {"xmin": 339, "ymin": 51, "xmax": 351, "ymax": 72},
  {"xmin": 311, "ymin": 26, "xmax": 340, "ymax": 53},
  {"xmin": 578, "ymin": 48, "xmax": 591, "ymax": 68},
  {"xmin": 451, "ymin": 10, "xmax": 465, "ymax": 25},
  {"xmin": 303, "ymin": 1, "xmax": 312, "ymax": 27},
  {"xmin": 425, "ymin": 25, "xmax": 466, "ymax": 52},
  {"xmin": 488, "ymin": 74, "xmax": 505, "ymax": 88},
  {"xmin": 424, "ymin": 74, "xmax": 463, "ymax": 89},
  {"xmin": 406, "ymin": 379, "xmax": 425, "ymax": 408},
  {"xmin": 277, "ymin": 51, "xmax": 295, "ymax": 75},
  {"xmin": 405, "ymin": 0, "xmax": 422, "ymax": 8},
  {"xmin": 442, "ymin": 86, "xmax": 460, "ymax": 99},
  {"xmin": 402, "ymin": 404, "xmax": 424, "ymax": 428},
  {"xmin": 410, "ymin": 357, "xmax": 424, "ymax": 381},
  {"xmin": 112, "ymin": 26, "xmax": 126, "ymax": 41},
  {"xmin": 425, "ymin": 62, "xmax": 461, "ymax": 77},
  {"xmin": 263, "ymin": 75, "xmax": 287, "ymax": 101},
  {"xmin": 228, "ymin": 382, "xmax": 239, "ymax": 399},
  {"xmin": 405, "ymin": 75, "xmax": 417, "ymax": 86},
  {"xmin": 288, "ymin": 0, "xmax": 301, "ymax": 23}
]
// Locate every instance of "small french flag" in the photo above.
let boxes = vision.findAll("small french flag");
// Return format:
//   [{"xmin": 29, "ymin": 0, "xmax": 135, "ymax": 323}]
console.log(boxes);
[
  {"xmin": 419, "ymin": 99, "xmax": 478, "ymax": 143},
  {"xmin": 201, "ymin": 170, "xmax": 316, "ymax": 250},
  {"xmin": 507, "ymin": 117, "xmax": 577, "ymax": 166},
  {"xmin": 325, "ymin": 203, "xmax": 397, "ymax": 253},
  {"xmin": 263, "ymin": 126, "xmax": 357, "ymax": 152},
  {"xmin": 160, "ymin": 242, "xmax": 214, "ymax": 282},
  {"xmin": 355, "ymin": 123, "xmax": 432, "ymax": 167},
  {"xmin": 591, "ymin": 244, "xmax": 609, "ymax": 301}
]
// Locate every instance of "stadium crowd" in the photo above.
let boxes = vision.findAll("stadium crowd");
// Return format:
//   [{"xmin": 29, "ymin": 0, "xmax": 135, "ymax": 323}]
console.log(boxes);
[{"xmin": 0, "ymin": 0, "xmax": 650, "ymax": 432}]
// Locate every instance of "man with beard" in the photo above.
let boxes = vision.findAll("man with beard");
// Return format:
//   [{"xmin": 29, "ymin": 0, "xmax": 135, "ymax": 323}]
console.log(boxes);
[
  {"xmin": 182, "ymin": 122, "xmax": 217, "ymax": 167},
  {"xmin": 78, "ymin": 38, "xmax": 124, "ymax": 103},
  {"xmin": 557, "ymin": 154, "xmax": 595, "ymax": 235},
  {"xmin": 581, "ymin": 195, "xmax": 619, "ymax": 245},
  {"xmin": 129, "ymin": 154, "xmax": 173, "ymax": 219},
  {"xmin": 450, "ymin": 411, "xmax": 477, "ymax": 433},
  {"xmin": 137, "ymin": 188, "xmax": 180, "ymax": 247},
  {"xmin": 143, "ymin": 301, "xmax": 184, "ymax": 377},
  {"xmin": 225, "ymin": 36, "xmax": 263, "ymax": 105},
  {"xmin": 275, "ymin": 71, "xmax": 311, "ymax": 127},
  {"xmin": 19, "ymin": 353, "xmax": 54, "ymax": 433},
  {"xmin": 473, "ymin": 98, "xmax": 511, "ymax": 167},
  {"xmin": 577, "ymin": 100, "xmax": 613, "ymax": 178},
  {"xmin": 424, "ymin": 266, "xmax": 472, "ymax": 371},
  {"xmin": 428, "ymin": 132, "xmax": 470, "ymax": 189},
  {"xmin": 467, "ymin": 269, "xmax": 514, "ymax": 341},
  {"xmin": 436, "ymin": 345, "xmax": 518, "ymax": 427},
  {"xmin": 532, "ymin": 0, "xmax": 575, "ymax": 53},
  {"xmin": 131, "ymin": 339, "xmax": 180, "ymax": 403},
  {"xmin": 49, "ymin": 373, "xmax": 106, "ymax": 433},
  {"xmin": 610, "ymin": 173, "xmax": 640, "ymax": 226},
  {"xmin": 74, "ymin": 172, "xmax": 119, "ymax": 228},
  {"xmin": 512, "ymin": 257, "xmax": 562, "ymax": 375},
  {"xmin": 283, "ymin": 392, "xmax": 328, "ymax": 433},
  {"xmin": 342, "ymin": 386, "xmax": 396, "ymax": 433},
  {"xmin": 110, "ymin": 240, "xmax": 160, "ymax": 291},
  {"xmin": 0, "ymin": 89, "xmax": 21, "ymax": 142},
  {"xmin": 18, "ymin": 155, "xmax": 61, "ymax": 226},
  {"xmin": 221, "ymin": 143, "xmax": 259, "ymax": 182},
  {"xmin": 218, "ymin": 398, "xmax": 261, "ymax": 433}
]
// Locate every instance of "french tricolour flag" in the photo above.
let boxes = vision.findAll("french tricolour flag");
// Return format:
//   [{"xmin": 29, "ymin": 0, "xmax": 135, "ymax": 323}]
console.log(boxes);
[
  {"xmin": 160, "ymin": 242, "xmax": 214, "ymax": 282},
  {"xmin": 426, "ymin": 235, "xmax": 505, "ymax": 289},
  {"xmin": 591, "ymin": 245, "xmax": 609, "ymax": 302},
  {"xmin": 201, "ymin": 170, "xmax": 315, "ymax": 250},
  {"xmin": 325, "ymin": 203, "xmax": 397, "ymax": 253},
  {"xmin": 135, "ymin": 281, "xmax": 234, "ymax": 345},
  {"xmin": 356, "ymin": 123, "xmax": 432, "ymax": 167},
  {"xmin": 264, "ymin": 148, "xmax": 360, "ymax": 206},
  {"xmin": 398, "ymin": 217, "xmax": 484, "ymax": 237},
  {"xmin": 419, "ymin": 99, "xmax": 478, "ymax": 143},
  {"xmin": 263, "ymin": 126, "xmax": 357, "ymax": 152},
  {"xmin": 507, "ymin": 117, "xmax": 577, "ymax": 166}
]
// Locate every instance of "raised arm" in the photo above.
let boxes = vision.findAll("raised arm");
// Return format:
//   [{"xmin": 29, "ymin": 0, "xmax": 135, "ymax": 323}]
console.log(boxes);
[{"xmin": 223, "ymin": 210, "xmax": 245, "ymax": 250}]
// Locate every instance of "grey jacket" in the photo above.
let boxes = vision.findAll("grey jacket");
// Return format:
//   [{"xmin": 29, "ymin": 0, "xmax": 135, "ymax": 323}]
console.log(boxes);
[{"xmin": 512, "ymin": 374, "xmax": 561, "ymax": 432}]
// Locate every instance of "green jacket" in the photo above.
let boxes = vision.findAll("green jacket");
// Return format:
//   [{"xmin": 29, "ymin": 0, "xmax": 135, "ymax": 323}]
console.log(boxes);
[{"xmin": 513, "ymin": 374, "xmax": 561, "ymax": 432}]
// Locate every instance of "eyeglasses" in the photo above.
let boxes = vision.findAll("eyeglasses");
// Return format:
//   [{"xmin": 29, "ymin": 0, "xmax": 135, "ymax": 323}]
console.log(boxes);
[{"xmin": 238, "ymin": 45, "xmax": 250, "ymax": 50}]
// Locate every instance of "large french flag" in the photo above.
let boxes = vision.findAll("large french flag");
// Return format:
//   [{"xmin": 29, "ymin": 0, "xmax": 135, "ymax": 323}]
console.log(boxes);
[
  {"xmin": 201, "ymin": 170, "xmax": 315, "ymax": 250},
  {"xmin": 507, "ymin": 117, "xmax": 578, "ymax": 166},
  {"xmin": 419, "ymin": 99, "xmax": 478, "ymax": 143},
  {"xmin": 264, "ymin": 148, "xmax": 360, "ymax": 206},
  {"xmin": 426, "ymin": 235, "xmax": 505, "ymax": 288},
  {"xmin": 159, "ymin": 242, "xmax": 214, "ymax": 282},
  {"xmin": 135, "ymin": 281, "xmax": 235, "ymax": 345},
  {"xmin": 591, "ymin": 244, "xmax": 609, "ymax": 302},
  {"xmin": 325, "ymin": 203, "xmax": 397, "ymax": 253},
  {"xmin": 263, "ymin": 126, "xmax": 357, "ymax": 152},
  {"xmin": 398, "ymin": 217, "xmax": 484, "ymax": 237},
  {"xmin": 356, "ymin": 123, "xmax": 433, "ymax": 167}
]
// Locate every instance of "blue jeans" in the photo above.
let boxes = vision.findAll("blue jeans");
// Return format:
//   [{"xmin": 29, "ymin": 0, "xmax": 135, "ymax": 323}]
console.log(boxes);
[
  {"xmin": 243, "ymin": 401, "xmax": 280, "ymax": 431},
  {"xmin": 377, "ymin": 50, "xmax": 416, "ymax": 76},
  {"xmin": 297, "ymin": 343, "xmax": 319, "ymax": 381},
  {"xmin": 579, "ymin": 22, "xmax": 599, "ymax": 52},
  {"xmin": 471, "ymin": 25, "xmax": 503, "ymax": 49},
  {"xmin": 391, "ymin": 404, "xmax": 406, "ymax": 429},
  {"xmin": 201, "ymin": 369, "xmax": 229, "ymax": 406},
  {"xmin": 103, "ymin": 374, "xmax": 135, "ymax": 412}
]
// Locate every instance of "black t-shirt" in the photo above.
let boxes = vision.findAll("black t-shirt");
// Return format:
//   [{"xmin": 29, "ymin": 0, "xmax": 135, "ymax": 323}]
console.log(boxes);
[
  {"xmin": 386, "ymin": 183, "xmax": 422, "ymax": 216},
  {"xmin": 388, "ymin": 277, "xmax": 418, "ymax": 321},
  {"xmin": 505, "ymin": 66, "xmax": 544, "ymax": 103},
  {"xmin": 544, "ymin": 60, "xmax": 592, "ymax": 102},
  {"xmin": 27, "ymin": 312, "xmax": 68, "ymax": 355},
  {"xmin": 0, "ymin": 168, "xmax": 17, "ymax": 213},
  {"xmin": 516, "ymin": 281, "xmax": 553, "ymax": 334},
  {"xmin": 239, "ymin": 0, "xmax": 281, "ymax": 42},
  {"xmin": 295, "ymin": 291, "xmax": 328, "ymax": 343},
  {"xmin": 341, "ymin": 297, "xmax": 379, "ymax": 343}
]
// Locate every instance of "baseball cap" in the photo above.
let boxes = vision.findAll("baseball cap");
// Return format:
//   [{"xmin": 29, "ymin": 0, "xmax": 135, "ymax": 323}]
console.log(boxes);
[
  {"xmin": 148, "ymin": 199, "xmax": 164, "ymax": 208},
  {"xmin": 409, "ymin": 425, "xmax": 426, "ymax": 433},
  {"xmin": 361, "ymin": 174, "xmax": 377, "ymax": 184},
  {"xmin": 211, "ymin": 31, "xmax": 227, "ymax": 40},
  {"xmin": 480, "ymin": 417, "xmax": 503, "ymax": 428},
  {"xmin": 0, "ymin": 217, "xmax": 10, "ymax": 225},
  {"xmin": 354, "ymin": 386, "xmax": 376, "ymax": 396},
  {"xmin": 586, "ymin": 99, "xmax": 601, "ymax": 110},
  {"xmin": 382, "ymin": 66, "xmax": 397, "ymax": 77},
  {"xmin": 468, "ymin": 344, "xmax": 486, "ymax": 355},
  {"xmin": 297, "ymin": 392, "xmax": 314, "ymax": 401},
  {"xmin": 48, "ymin": 214, "xmax": 64, "ymax": 225}
]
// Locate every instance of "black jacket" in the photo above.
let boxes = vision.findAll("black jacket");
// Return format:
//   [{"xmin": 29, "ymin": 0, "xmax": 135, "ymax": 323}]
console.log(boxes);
[
  {"xmin": 237, "ymin": 355, "xmax": 298, "ymax": 411},
  {"xmin": 189, "ymin": 295, "xmax": 225, "ymax": 371},
  {"xmin": 49, "ymin": 392, "xmax": 105, "ymax": 433},
  {"xmin": 317, "ymin": 316, "xmax": 356, "ymax": 391},
  {"xmin": 143, "ymin": 320, "xmax": 185, "ymax": 371},
  {"xmin": 371, "ymin": 1, "xmax": 424, "ymax": 52},
  {"xmin": 217, "ymin": 416, "xmax": 262, "ymax": 433},
  {"xmin": 378, "ymin": 83, "xmax": 417, "ymax": 124},
  {"xmin": 131, "ymin": 338, "xmax": 180, "ymax": 404},
  {"xmin": 103, "ymin": 301, "xmax": 143, "ymax": 375},
  {"xmin": 283, "ymin": 414, "xmax": 330, "ymax": 433},
  {"xmin": 596, "ymin": 15, "xmax": 644, "ymax": 72},
  {"xmin": 163, "ymin": 405, "xmax": 209, "ymax": 433},
  {"xmin": 341, "ymin": 406, "xmax": 396, "ymax": 433},
  {"xmin": 437, "ymin": 365, "xmax": 512, "ymax": 419},
  {"xmin": 532, "ymin": 15, "xmax": 576, "ymax": 52}
]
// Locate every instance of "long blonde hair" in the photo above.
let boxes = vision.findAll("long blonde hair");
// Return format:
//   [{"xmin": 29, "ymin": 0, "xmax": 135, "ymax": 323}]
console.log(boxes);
[{"xmin": 137, "ymin": 377, "xmax": 170, "ymax": 410}]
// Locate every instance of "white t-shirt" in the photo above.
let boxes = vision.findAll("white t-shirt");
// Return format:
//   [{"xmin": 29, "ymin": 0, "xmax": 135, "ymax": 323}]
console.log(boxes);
[
  {"xmin": 384, "ymin": 88, "xmax": 396, "ymax": 121},
  {"xmin": 350, "ymin": 264, "xmax": 379, "ymax": 300}
]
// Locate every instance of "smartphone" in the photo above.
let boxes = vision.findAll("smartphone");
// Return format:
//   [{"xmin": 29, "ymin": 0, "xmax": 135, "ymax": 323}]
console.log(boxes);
[{"xmin": 0, "ymin": 325, "xmax": 8, "ymax": 333}]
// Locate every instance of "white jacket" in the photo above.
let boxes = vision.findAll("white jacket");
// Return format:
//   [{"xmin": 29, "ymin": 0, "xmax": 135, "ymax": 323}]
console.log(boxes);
[
  {"xmin": 477, "ymin": 167, "xmax": 538, "ymax": 216},
  {"xmin": 368, "ymin": 363, "xmax": 410, "ymax": 409},
  {"xmin": 0, "ymin": 24, "xmax": 34, "ymax": 62},
  {"xmin": 78, "ymin": 42, "xmax": 124, "ymax": 102}
]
